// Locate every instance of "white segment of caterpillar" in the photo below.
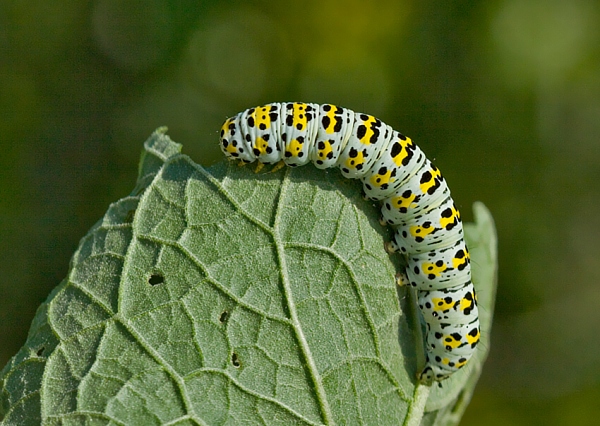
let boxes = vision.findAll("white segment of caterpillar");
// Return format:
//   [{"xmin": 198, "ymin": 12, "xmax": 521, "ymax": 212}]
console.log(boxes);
[{"xmin": 219, "ymin": 102, "xmax": 480, "ymax": 383}]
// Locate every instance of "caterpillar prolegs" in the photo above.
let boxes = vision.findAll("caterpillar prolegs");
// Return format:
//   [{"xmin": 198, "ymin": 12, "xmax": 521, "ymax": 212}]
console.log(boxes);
[{"xmin": 219, "ymin": 102, "xmax": 480, "ymax": 383}]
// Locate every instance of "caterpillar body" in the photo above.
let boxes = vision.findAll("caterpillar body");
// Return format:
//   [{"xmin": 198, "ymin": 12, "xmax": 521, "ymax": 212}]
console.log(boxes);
[{"xmin": 219, "ymin": 102, "xmax": 480, "ymax": 383}]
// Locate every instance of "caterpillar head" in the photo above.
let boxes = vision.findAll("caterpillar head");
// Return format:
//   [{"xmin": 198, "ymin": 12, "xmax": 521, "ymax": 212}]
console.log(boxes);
[{"xmin": 220, "ymin": 115, "xmax": 255, "ymax": 163}]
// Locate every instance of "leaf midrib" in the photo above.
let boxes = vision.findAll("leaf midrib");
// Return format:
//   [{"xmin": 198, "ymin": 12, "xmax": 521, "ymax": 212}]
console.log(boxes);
[{"xmin": 272, "ymin": 168, "xmax": 335, "ymax": 426}]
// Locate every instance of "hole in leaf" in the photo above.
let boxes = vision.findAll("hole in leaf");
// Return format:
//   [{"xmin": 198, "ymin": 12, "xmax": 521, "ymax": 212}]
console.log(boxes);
[
  {"xmin": 36, "ymin": 346, "xmax": 45, "ymax": 357},
  {"xmin": 219, "ymin": 311, "xmax": 229, "ymax": 323},
  {"xmin": 231, "ymin": 353, "xmax": 241, "ymax": 368},
  {"xmin": 148, "ymin": 273, "xmax": 164, "ymax": 286}
]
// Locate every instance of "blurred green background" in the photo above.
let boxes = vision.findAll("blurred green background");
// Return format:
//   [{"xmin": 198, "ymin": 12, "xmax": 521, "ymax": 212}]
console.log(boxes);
[{"xmin": 1, "ymin": 0, "xmax": 599, "ymax": 424}]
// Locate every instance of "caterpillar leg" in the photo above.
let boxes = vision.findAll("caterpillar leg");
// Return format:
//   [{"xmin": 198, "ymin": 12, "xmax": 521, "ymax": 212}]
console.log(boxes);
[
  {"xmin": 395, "ymin": 271, "xmax": 409, "ymax": 287},
  {"xmin": 250, "ymin": 161, "xmax": 286, "ymax": 174},
  {"xmin": 384, "ymin": 240, "xmax": 397, "ymax": 254},
  {"xmin": 418, "ymin": 366, "xmax": 436, "ymax": 385},
  {"xmin": 416, "ymin": 367, "xmax": 446, "ymax": 388},
  {"xmin": 269, "ymin": 160, "xmax": 286, "ymax": 173},
  {"xmin": 254, "ymin": 162, "xmax": 265, "ymax": 173}
]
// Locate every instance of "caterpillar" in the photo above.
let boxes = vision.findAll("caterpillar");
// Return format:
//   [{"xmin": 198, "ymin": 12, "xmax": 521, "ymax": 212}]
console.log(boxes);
[{"xmin": 219, "ymin": 102, "xmax": 480, "ymax": 383}]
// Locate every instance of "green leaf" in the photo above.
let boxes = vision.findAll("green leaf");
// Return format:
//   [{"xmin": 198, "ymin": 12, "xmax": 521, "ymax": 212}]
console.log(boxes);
[{"xmin": 0, "ymin": 129, "xmax": 497, "ymax": 425}]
